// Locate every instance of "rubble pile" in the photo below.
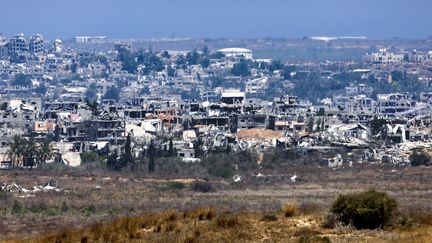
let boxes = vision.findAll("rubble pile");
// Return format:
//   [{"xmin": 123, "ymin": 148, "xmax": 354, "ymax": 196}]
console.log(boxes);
[{"xmin": 1, "ymin": 180, "xmax": 63, "ymax": 196}]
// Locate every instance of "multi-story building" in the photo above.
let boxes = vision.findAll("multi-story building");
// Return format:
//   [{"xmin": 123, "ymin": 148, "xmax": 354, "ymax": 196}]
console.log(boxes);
[
  {"xmin": 363, "ymin": 49, "xmax": 404, "ymax": 64},
  {"xmin": 29, "ymin": 34, "xmax": 44, "ymax": 55},
  {"xmin": 7, "ymin": 33, "xmax": 28, "ymax": 56},
  {"xmin": 377, "ymin": 93, "xmax": 415, "ymax": 118}
]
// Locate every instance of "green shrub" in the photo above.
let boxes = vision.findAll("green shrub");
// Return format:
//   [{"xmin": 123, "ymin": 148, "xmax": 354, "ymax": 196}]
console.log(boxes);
[
  {"xmin": 209, "ymin": 165, "xmax": 234, "ymax": 178},
  {"xmin": 191, "ymin": 181, "xmax": 215, "ymax": 193},
  {"xmin": 81, "ymin": 152, "xmax": 99, "ymax": 164},
  {"xmin": 409, "ymin": 149, "xmax": 431, "ymax": 166},
  {"xmin": 329, "ymin": 189, "xmax": 398, "ymax": 229}
]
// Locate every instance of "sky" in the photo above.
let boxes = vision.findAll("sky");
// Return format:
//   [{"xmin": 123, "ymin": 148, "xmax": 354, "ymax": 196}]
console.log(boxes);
[{"xmin": 0, "ymin": 0, "xmax": 431, "ymax": 40}]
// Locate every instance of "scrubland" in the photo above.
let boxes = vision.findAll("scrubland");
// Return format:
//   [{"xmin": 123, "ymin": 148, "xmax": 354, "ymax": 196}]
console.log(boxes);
[{"xmin": 1, "ymin": 165, "xmax": 432, "ymax": 242}]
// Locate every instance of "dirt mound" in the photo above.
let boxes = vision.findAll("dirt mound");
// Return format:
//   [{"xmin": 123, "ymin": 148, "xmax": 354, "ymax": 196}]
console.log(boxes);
[{"xmin": 236, "ymin": 128, "xmax": 284, "ymax": 139}]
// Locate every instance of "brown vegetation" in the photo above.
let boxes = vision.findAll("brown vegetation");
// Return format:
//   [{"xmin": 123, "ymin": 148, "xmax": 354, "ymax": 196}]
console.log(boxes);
[
  {"xmin": 1, "ymin": 166, "xmax": 432, "ymax": 242},
  {"xmin": 8, "ymin": 206, "xmax": 432, "ymax": 243}
]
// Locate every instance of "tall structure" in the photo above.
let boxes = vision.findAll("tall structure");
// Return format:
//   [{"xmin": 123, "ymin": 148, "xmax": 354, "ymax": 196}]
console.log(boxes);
[
  {"xmin": 29, "ymin": 34, "xmax": 44, "ymax": 55},
  {"xmin": 8, "ymin": 33, "xmax": 28, "ymax": 56},
  {"xmin": 0, "ymin": 34, "xmax": 7, "ymax": 58}
]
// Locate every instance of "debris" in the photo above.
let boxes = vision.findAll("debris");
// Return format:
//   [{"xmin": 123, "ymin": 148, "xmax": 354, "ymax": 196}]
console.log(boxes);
[
  {"xmin": 256, "ymin": 173, "xmax": 265, "ymax": 177},
  {"xmin": 236, "ymin": 128, "xmax": 284, "ymax": 140},
  {"xmin": 0, "ymin": 181, "xmax": 63, "ymax": 195}
]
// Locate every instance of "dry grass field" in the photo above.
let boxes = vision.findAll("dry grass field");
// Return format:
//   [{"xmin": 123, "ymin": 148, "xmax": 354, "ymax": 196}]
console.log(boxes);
[{"xmin": 1, "ymin": 165, "xmax": 432, "ymax": 242}]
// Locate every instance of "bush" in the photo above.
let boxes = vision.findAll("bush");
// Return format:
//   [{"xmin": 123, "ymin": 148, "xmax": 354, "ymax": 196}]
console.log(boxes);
[
  {"xmin": 329, "ymin": 189, "xmax": 398, "ymax": 229},
  {"xmin": 81, "ymin": 152, "xmax": 99, "ymax": 164},
  {"xmin": 409, "ymin": 149, "xmax": 431, "ymax": 166},
  {"xmin": 209, "ymin": 166, "xmax": 234, "ymax": 178},
  {"xmin": 283, "ymin": 204, "xmax": 297, "ymax": 217},
  {"xmin": 192, "ymin": 181, "xmax": 215, "ymax": 193},
  {"xmin": 215, "ymin": 213, "xmax": 239, "ymax": 228}
]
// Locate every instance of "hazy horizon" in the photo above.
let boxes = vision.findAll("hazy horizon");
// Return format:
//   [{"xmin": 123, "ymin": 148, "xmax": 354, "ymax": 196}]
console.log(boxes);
[{"xmin": 1, "ymin": 0, "xmax": 431, "ymax": 40}]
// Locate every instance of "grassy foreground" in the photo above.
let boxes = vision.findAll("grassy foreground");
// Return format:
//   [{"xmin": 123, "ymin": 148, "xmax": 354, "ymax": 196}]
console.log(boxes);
[
  {"xmin": 2, "ymin": 166, "xmax": 432, "ymax": 242},
  {"xmin": 7, "ymin": 206, "xmax": 432, "ymax": 243}
]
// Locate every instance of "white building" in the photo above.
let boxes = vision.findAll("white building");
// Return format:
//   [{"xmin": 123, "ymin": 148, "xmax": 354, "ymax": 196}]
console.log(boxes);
[
  {"xmin": 217, "ymin": 48, "xmax": 253, "ymax": 60},
  {"xmin": 246, "ymin": 77, "xmax": 268, "ymax": 95},
  {"xmin": 363, "ymin": 49, "xmax": 404, "ymax": 64},
  {"xmin": 74, "ymin": 36, "xmax": 107, "ymax": 43}
]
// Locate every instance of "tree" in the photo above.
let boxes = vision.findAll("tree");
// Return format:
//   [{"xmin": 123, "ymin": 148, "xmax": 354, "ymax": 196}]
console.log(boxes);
[
  {"xmin": 23, "ymin": 136, "xmax": 37, "ymax": 167},
  {"xmin": 175, "ymin": 55, "xmax": 187, "ymax": 69},
  {"xmin": 117, "ymin": 45, "xmax": 138, "ymax": 74},
  {"xmin": 86, "ymin": 99, "xmax": 99, "ymax": 117},
  {"xmin": 167, "ymin": 66, "xmax": 176, "ymax": 77},
  {"xmin": 168, "ymin": 137, "xmax": 176, "ymax": 157},
  {"xmin": 7, "ymin": 135, "xmax": 25, "ymax": 167},
  {"xmin": 201, "ymin": 46, "xmax": 210, "ymax": 56},
  {"xmin": 268, "ymin": 59, "xmax": 284, "ymax": 72},
  {"xmin": 107, "ymin": 150, "xmax": 119, "ymax": 171},
  {"xmin": 307, "ymin": 117, "xmax": 314, "ymax": 133},
  {"xmin": 120, "ymin": 135, "xmax": 134, "ymax": 168},
  {"xmin": 12, "ymin": 73, "xmax": 32, "ymax": 87},
  {"xmin": 231, "ymin": 59, "xmax": 251, "ymax": 77},
  {"xmin": 370, "ymin": 118, "xmax": 387, "ymax": 136},
  {"xmin": 36, "ymin": 139, "xmax": 54, "ymax": 164},
  {"xmin": 161, "ymin": 50, "xmax": 170, "ymax": 59},
  {"xmin": 53, "ymin": 125, "xmax": 61, "ymax": 142},
  {"xmin": 186, "ymin": 50, "xmax": 200, "ymax": 65},
  {"xmin": 148, "ymin": 140, "xmax": 156, "ymax": 173},
  {"xmin": 316, "ymin": 108, "xmax": 325, "ymax": 116},
  {"xmin": 194, "ymin": 137, "xmax": 204, "ymax": 158},
  {"xmin": 391, "ymin": 70, "xmax": 405, "ymax": 81},
  {"xmin": 409, "ymin": 149, "xmax": 431, "ymax": 166},
  {"xmin": 136, "ymin": 49, "xmax": 164, "ymax": 75},
  {"xmin": 181, "ymin": 88, "xmax": 200, "ymax": 100},
  {"xmin": 199, "ymin": 57, "xmax": 210, "ymax": 68},
  {"xmin": 209, "ymin": 51, "xmax": 225, "ymax": 59}
]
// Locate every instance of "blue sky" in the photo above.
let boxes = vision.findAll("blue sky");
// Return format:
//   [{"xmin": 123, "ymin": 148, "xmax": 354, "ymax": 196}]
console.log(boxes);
[{"xmin": 0, "ymin": 0, "xmax": 430, "ymax": 39}]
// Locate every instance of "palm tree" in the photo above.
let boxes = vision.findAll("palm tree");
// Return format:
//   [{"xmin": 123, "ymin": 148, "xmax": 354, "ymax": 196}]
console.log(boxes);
[
  {"xmin": 36, "ymin": 139, "xmax": 54, "ymax": 164},
  {"xmin": 7, "ymin": 135, "xmax": 25, "ymax": 167},
  {"xmin": 23, "ymin": 136, "xmax": 38, "ymax": 167}
]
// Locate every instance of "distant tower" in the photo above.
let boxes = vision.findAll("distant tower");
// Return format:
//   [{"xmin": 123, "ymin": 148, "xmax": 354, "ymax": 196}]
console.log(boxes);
[{"xmin": 29, "ymin": 34, "xmax": 44, "ymax": 55}]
